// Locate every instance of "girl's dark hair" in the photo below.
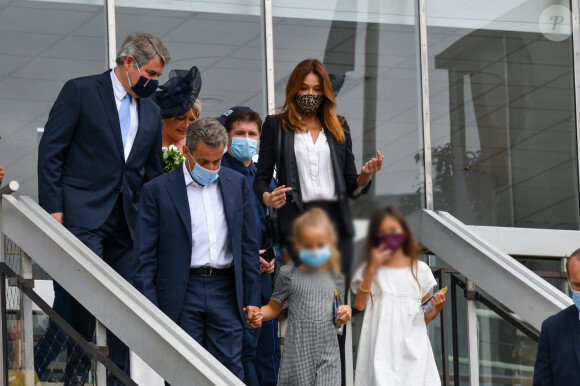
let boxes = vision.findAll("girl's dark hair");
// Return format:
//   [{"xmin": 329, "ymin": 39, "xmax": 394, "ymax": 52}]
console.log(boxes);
[{"xmin": 363, "ymin": 206, "xmax": 421, "ymax": 290}]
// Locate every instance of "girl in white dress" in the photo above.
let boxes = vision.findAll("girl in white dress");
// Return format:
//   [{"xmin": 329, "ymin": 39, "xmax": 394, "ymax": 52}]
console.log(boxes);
[{"xmin": 351, "ymin": 206, "xmax": 446, "ymax": 386}]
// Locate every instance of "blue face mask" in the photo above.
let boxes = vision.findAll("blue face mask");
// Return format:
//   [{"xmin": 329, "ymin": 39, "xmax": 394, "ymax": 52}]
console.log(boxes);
[
  {"xmin": 571, "ymin": 287, "xmax": 580, "ymax": 311},
  {"xmin": 299, "ymin": 246, "xmax": 332, "ymax": 268},
  {"xmin": 190, "ymin": 158, "xmax": 219, "ymax": 186},
  {"xmin": 230, "ymin": 137, "xmax": 258, "ymax": 161},
  {"xmin": 126, "ymin": 61, "xmax": 158, "ymax": 98}
]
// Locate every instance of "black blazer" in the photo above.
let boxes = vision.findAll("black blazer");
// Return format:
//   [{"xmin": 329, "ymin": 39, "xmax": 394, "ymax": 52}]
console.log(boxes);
[
  {"xmin": 254, "ymin": 114, "xmax": 370, "ymax": 236},
  {"xmin": 534, "ymin": 305, "xmax": 580, "ymax": 385},
  {"xmin": 38, "ymin": 70, "xmax": 163, "ymax": 235},
  {"xmin": 133, "ymin": 166, "xmax": 261, "ymax": 322}
]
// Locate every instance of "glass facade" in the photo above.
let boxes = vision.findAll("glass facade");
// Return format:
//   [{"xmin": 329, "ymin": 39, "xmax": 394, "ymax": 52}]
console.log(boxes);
[
  {"xmin": 427, "ymin": 0, "xmax": 579, "ymax": 229},
  {"xmin": 272, "ymin": 2, "xmax": 423, "ymax": 218},
  {"xmin": 115, "ymin": 0, "xmax": 264, "ymax": 119},
  {"xmin": 0, "ymin": 0, "xmax": 578, "ymax": 384},
  {"xmin": 0, "ymin": 0, "xmax": 106, "ymax": 201}
]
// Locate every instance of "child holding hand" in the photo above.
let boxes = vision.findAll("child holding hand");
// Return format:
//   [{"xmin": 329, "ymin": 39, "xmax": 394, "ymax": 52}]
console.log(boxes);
[
  {"xmin": 248, "ymin": 208, "xmax": 352, "ymax": 385},
  {"xmin": 351, "ymin": 206, "xmax": 445, "ymax": 386}
]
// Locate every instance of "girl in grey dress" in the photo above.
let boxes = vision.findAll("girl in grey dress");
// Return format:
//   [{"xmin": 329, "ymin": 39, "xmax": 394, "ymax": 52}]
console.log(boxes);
[{"xmin": 250, "ymin": 208, "xmax": 352, "ymax": 386}]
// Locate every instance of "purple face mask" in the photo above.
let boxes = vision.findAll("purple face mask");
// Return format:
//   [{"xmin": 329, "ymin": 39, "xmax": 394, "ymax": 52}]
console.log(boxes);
[{"xmin": 377, "ymin": 233, "xmax": 406, "ymax": 250}]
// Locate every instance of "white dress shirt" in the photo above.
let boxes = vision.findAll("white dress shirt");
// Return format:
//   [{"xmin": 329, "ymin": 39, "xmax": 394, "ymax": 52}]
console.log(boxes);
[
  {"xmin": 110, "ymin": 70, "xmax": 139, "ymax": 161},
  {"xmin": 294, "ymin": 129, "xmax": 337, "ymax": 202},
  {"xmin": 183, "ymin": 163, "xmax": 233, "ymax": 268}
]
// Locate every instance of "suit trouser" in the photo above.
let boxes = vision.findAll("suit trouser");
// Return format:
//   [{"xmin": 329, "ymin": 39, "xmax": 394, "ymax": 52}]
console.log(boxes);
[
  {"xmin": 177, "ymin": 271, "xmax": 244, "ymax": 380},
  {"xmin": 242, "ymin": 325, "xmax": 261, "ymax": 385},
  {"xmin": 255, "ymin": 317, "xmax": 280, "ymax": 386},
  {"xmin": 65, "ymin": 196, "xmax": 133, "ymax": 383}
]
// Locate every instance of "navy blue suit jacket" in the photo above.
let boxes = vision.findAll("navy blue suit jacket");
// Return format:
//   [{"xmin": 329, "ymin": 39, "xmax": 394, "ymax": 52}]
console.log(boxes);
[
  {"xmin": 38, "ymin": 70, "xmax": 163, "ymax": 234},
  {"xmin": 534, "ymin": 305, "xmax": 580, "ymax": 385},
  {"xmin": 133, "ymin": 165, "xmax": 261, "ymax": 322}
]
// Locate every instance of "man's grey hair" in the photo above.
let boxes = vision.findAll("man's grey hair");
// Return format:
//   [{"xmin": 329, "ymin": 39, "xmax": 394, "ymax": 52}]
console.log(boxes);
[
  {"xmin": 115, "ymin": 33, "xmax": 171, "ymax": 66},
  {"xmin": 186, "ymin": 118, "xmax": 228, "ymax": 152}
]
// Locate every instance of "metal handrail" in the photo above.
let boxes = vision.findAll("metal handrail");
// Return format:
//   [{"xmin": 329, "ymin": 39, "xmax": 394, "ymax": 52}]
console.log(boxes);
[
  {"xmin": 431, "ymin": 267, "xmax": 539, "ymax": 386},
  {"xmin": 1, "ymin": 195, "xmax": 243, "ymax": 386},
  {"xmin": 407, "ymin": 209, "xmax": 572, "ymax": 331},
  {"xmin": 0, "ymin": 262, "xmax": 137, "ymax": 385},
  {"xmin": 0, "ymin": 181, "xmax": 19, "ymax": 196}
]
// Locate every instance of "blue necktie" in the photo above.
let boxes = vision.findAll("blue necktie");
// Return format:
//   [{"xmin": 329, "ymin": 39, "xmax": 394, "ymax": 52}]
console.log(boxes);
[{"xmin": 119, "ymin": 93, "xmax": 131, "ymax": 148}]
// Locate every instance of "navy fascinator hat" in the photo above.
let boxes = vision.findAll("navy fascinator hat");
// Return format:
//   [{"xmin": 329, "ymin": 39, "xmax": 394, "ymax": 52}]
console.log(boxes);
[{"xmin": 150, "ymin": 66, "xmax": 202, "ymax": 119}]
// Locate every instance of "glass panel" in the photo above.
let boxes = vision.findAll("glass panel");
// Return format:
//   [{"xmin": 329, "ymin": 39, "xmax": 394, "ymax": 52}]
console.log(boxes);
[
  {"xmin": 0, "ymin": 0, "xmax": 106, "ymax": 200},
  {"xmin": 272, "ymin": 1, "xmax": 423, "ymax": 219},
  {"xmin": 115, "ymin": 0, "xmax": 265, "ymax": 118},
  {"xmin": 517, "ymin": 257, "xmax": 568, "ymax": 293},
  {"xmin": 477, "ymin": 301, "xmax": 536, "ymax": 385},
  {"xmin": 427, "ymin": 0, "xmax": 579, "ymax": 229}
]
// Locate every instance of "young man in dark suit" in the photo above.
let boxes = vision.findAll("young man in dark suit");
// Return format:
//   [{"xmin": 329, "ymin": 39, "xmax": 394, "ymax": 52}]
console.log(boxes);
[
  {"xmin": 219, "ymin": 108, "xmax": 281, "ymax": 386},
  {"xmin": 534, "ymin": 249, "xmax": 580, "ymax": 385},
  {"xmin": 38, "ymin": 32, "xmax": 169, "ymax": 385},
  {"xmin": 133, "ymin": 117, "xmax": 261, "ymax": 380}
]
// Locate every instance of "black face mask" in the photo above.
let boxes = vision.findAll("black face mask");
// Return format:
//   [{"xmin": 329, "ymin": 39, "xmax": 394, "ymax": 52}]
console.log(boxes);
[
  {"xmin": 126, "ymin": 61, "xmax": 158, "ymax": 98},
  {"xmin": 295, "ymin": 94, "xmax": 323, "ymax": 115}
]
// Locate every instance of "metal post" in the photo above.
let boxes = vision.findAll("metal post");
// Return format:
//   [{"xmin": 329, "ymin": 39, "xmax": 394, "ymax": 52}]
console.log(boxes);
[
  {"xmin": 96, "ymin": 320, "xmax": 108, "ymax": 386},
  {"xmin": 572, "ymin": 0, "xmax": 580, "ymax": 224},
  {"xmin": 502, "ymin": 35, "xmax": 516, "ymax": 226},
  {"xmin": 562, "ymin": 257, "xmax": 570, "ymax": 296},
  {"xmin": 466, "ymin": 279, "xmax": 479, "ymax": 385},
  {"xmin": 416, "ymin": 0, "xmax": 433, "ymax": 210},
  {"xmin": 0, "ymin": 197, "xmax": 7, "ymax": 385},
  {"xmin": 438, "ymin": 269, "xmax": 450, "ymax": 386},
  {"xmin": 450, "ymin": 276, "xmax": 459, "ymax": 385},
  {"xmin": 21, "ymin": 251, "xmax": 34, "ymax": 386},
  {"xmin": 263, "ymin": 0, "xmax": 276, "ymax": 115},
  {"xmin": 105, "ymin": 0, "xmax": 117, "ymax": 69}
]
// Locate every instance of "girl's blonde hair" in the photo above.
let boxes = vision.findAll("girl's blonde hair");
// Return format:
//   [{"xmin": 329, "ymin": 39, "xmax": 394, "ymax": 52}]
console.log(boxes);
[{"xmin": 293, "ymin": 208, "xmax": 341, "ymax": 272}]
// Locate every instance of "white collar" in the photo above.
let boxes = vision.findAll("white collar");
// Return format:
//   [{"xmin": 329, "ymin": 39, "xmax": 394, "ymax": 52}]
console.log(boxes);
[
  {"xmin": 110, "ymin": 69, "xmax": 129, "ymax": 102},
  {"xmin": 183, "ymin": 162, "xmax": 197, "ymax": 187}
]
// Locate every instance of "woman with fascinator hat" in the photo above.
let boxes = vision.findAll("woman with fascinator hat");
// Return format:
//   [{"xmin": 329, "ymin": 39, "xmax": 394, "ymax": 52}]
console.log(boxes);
[{"xmin": 150, "ymin": 66, "xmax": 202, "ymax": 153}]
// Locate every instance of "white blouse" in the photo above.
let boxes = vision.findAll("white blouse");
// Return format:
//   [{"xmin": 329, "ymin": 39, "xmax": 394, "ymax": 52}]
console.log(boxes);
[{"xmin": 294, "ymin": 129, "xmax": 337, "ymax": 202}]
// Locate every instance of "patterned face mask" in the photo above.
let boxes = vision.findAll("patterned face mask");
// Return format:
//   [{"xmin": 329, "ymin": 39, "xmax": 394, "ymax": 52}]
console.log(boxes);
[{"xmin": 295, "ymin": 94, "xmax": 324, "ymax": 115}]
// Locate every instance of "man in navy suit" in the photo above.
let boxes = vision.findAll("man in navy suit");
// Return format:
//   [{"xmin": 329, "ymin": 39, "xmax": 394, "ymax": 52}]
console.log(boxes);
[
  {"xmin": 534, "ymin": 248, "xmax": 580, "ymax": 385},
  {"xmin": 38, "ymin": 33, "xmax": 170, "ymax": 385},
  {"xmin": 133, "ymin": 117, "xmax": 261, "ymax": 380}
]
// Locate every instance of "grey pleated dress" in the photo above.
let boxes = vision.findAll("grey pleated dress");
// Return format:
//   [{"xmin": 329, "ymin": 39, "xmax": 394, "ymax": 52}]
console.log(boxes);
[{"xmin": 271, "ymin": 265, "xmax": 345, "ymax": 386}]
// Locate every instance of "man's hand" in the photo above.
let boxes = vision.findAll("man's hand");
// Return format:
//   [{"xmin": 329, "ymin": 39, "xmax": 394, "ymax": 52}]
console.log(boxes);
[
  {"xmin": 0, "ymin": 165, "xmax": 4, "ymax": 184},
  {"xmin": 260, "ymin": 252, "xmax": 275, "ymax": 274},
  {"xmin": 244, "ymin": 305, "xmax": 262, "ymax": 328},
  {"xmin": 335, "ymin": 305, "xmax": 352, "ymax": 324},
  {"xmin": 50, "ymin": 212, "xmax": 64, "ymax": 225}
]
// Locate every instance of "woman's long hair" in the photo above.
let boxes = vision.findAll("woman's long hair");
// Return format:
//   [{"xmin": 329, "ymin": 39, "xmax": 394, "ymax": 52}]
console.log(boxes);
[
  {"xmin": 276, "ymin": 59, "xmax": 346, "ymax": 144},
  {"xmin": 293, "ymin": 208, "xmax": 341, "ymax": 273},
  {"xmin": 363, "ymin": 206, "xmax": 421, "ymax": 290}
]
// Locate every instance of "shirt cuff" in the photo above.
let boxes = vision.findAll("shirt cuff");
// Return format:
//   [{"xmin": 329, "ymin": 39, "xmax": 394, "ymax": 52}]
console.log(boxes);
[{"xmin": 354, "ymin": 177, "xmax": 371, "ymax": 196}]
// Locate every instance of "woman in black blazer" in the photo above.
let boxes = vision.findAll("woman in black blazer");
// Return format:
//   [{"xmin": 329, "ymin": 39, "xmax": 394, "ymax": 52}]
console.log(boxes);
[{"xmin": 254, "ymin": 58, "xmax": 383, "ymax": 275}]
